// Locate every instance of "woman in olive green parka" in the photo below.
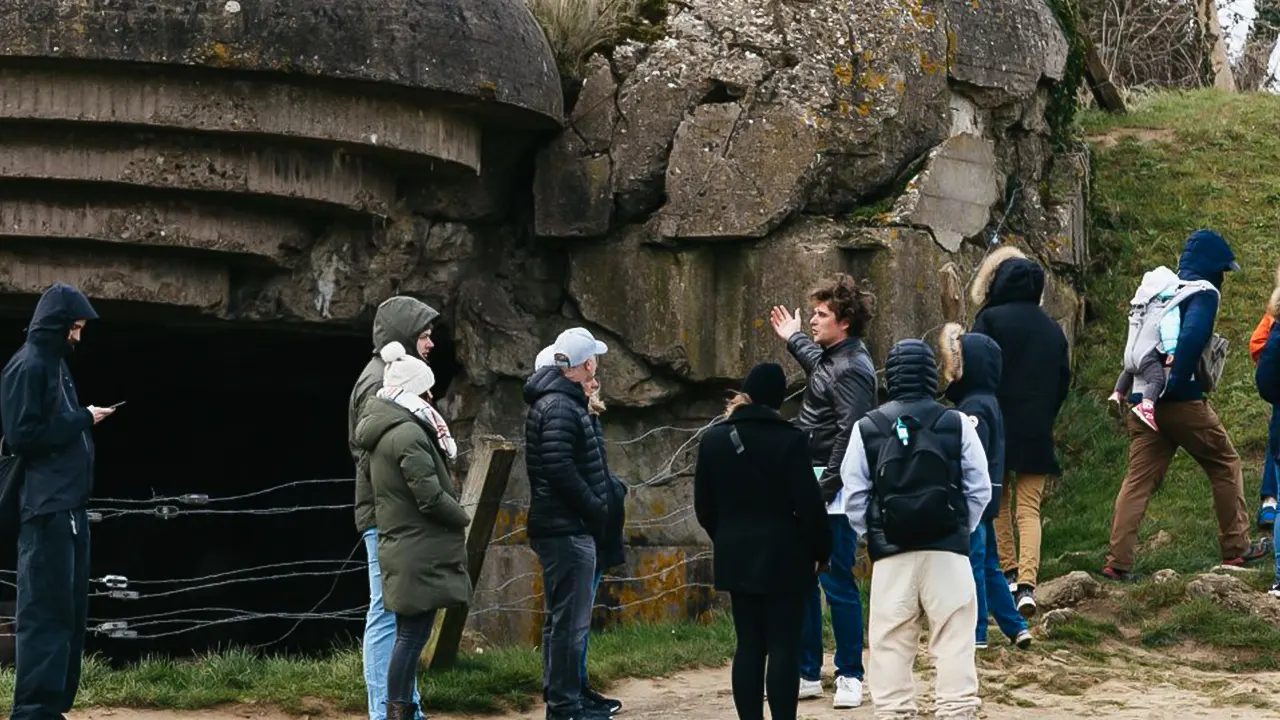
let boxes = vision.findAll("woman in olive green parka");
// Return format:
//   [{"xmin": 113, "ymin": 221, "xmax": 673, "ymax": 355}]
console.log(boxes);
[{"xmin": 355, "ymin": 341, "xmax": 470, "ymax": 720}]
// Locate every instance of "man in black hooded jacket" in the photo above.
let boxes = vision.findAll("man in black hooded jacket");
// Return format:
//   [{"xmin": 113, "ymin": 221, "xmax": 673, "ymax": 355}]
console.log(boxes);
[{"xmin": 1, "ymin": 282, "xmax": 114, "ymax": 720}]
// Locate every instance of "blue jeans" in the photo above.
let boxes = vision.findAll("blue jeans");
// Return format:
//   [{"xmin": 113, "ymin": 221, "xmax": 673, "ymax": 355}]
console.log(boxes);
[
  {"xmin": 363, "ymin": 529, "xmax": 422, "ymax": 719},
  {"xmin": 970, "ymin": 521, "xmax": 1027, "ymax": 643},
  {"xmin": 800, "ymin": 515, "xmax": 865, "ymax": 681},
  {"xmin": 1264, "ymin": 453, "xmax": 1277, "ymax": 500},
  {"xmin": 579, "ymin": 570, "xmax": 604, "ymax": 686}
]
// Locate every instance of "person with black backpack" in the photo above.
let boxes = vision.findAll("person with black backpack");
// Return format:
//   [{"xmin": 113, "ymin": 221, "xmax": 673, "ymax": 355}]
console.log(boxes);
[{"xmin": 841, "ymin": 339, "xmax": 991, "ymax": 720}]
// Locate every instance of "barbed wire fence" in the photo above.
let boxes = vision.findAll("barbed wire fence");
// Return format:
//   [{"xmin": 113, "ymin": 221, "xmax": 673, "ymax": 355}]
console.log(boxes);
[{"xmin": 0, "ymin": 416, "xmax": 735, "ymax": 648}]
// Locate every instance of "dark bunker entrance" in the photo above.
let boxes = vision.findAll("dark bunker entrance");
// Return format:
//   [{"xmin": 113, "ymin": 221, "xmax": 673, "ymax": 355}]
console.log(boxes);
[{"xmin": 0, "ymin": 298, "xmax": 460, "ymax": 665}]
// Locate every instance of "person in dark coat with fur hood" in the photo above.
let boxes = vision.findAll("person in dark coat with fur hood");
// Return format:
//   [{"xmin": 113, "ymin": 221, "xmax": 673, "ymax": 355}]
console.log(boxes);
[
  {"xmin": 969, "ymin": 246, "xmax": 1071, "ymax": 617},
  {"xmin": 940, "ymin": 324, "xmax": 1031, "ymax": 651}
]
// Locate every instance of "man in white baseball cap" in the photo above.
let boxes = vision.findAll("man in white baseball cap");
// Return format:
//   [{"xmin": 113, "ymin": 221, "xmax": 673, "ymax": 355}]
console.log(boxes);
[
  {"xmin": 552, "ymin": 327, "xmax": 609, "ymax": 370},
  {"xmin": 524, "ymin": 327, "xmax": 612, "ymax": 720}
]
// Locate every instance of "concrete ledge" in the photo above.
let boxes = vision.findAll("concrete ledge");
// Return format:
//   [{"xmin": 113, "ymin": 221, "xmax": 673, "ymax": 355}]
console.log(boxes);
[
  {"xmin": 0, "ymin": 67, "xmax": 482, "ymax": 171},
  {"xmin": 0, "ymin": 245, "xmax": 228, "ymax": 313},
  {"xmin": 0, "ymin": 197, "xmax": 314, "ymax": 262},
  {"xmin": 0, "ymin": 129, "xmax": 397, "ymax": 215}
]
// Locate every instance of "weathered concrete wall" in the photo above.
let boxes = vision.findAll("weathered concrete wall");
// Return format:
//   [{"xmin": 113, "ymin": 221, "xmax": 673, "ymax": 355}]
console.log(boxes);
[{"xmin": 0, "ymin": 0, "xmax": 1088, "ymax": 648}]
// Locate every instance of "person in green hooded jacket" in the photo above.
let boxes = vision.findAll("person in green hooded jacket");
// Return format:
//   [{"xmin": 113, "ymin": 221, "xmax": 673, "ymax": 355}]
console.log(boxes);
[
  {"xmin": 348, "ymin": 296, "xmax": 440, "ymax": 720},
  {"xmin": 356, "ymin": 340, "xmax": 469, "ymax": 720}
]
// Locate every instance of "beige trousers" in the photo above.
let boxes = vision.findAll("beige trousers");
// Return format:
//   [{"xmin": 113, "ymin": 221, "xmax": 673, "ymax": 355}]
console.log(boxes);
[
  {"xmin": 867, "ymin": 550, "xmax": 980, "ymax": 719},
  {"xmin": 994, "ymin": 473, "xmax": 1047, "ymax": 587}
]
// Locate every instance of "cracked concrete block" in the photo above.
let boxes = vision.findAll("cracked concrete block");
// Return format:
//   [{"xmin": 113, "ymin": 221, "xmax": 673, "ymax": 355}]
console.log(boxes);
[
  {"xmin": 946, "ymin": 0, "xmax": 1068, "ymax": 107},
  {"xmin": 571, "ymin": 56, "xmax": 620, "ymax": 153},
  {"xmin": 892, "ymin": 134, "xmax": 1004, "ymax": 252},
  {"xmin": 658, "ymin": 103, "xmax": 819, "ymax": 239},
  {"xmin": 534, "ymin": 132, "xmax": 613, "ymax": 237}
]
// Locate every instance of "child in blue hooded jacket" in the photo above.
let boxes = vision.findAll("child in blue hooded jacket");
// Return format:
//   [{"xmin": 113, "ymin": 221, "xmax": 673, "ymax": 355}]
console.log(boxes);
[{"xmin": 941, "ymin": 324, "xmax": 1032, "ymax": 649}]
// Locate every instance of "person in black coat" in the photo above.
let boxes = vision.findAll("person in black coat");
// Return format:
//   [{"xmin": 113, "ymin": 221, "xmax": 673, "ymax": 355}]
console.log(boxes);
[
  {"xmin": 970, "ymin": 246, "xmax": 1071, "ymax": 616},
  {"xmin": 694, "ymin": 363, "xmax": 833, "ymax": 720}
]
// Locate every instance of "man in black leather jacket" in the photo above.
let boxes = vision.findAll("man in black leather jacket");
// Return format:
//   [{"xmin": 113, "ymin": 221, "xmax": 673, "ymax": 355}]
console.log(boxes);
[
  {"xmin": 770, "ymin": 273, "xmax": 877, "ymax": 709},
  {"xmin": 524, "ymin": 327, "xmax": 613, "ymax": 720}
]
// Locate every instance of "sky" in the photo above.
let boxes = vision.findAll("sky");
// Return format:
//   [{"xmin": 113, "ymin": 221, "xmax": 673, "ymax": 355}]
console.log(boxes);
[{"xmin": 1219, "ymin": 0, "xmax": 1280, "ymax": 87}]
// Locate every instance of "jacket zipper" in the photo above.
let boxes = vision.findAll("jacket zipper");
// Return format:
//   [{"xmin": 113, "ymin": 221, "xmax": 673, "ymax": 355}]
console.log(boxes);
[{"xmin": 59, "ymin": 365, "xmax": 91, "ymax": 476}]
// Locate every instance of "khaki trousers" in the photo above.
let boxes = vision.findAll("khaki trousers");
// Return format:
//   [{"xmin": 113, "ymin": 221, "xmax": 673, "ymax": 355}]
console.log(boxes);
[
  {"xmin": 1106, "ymin": 400, "xmax": 1249, "ymax": 571},
  {"xmin": 994, "ymin": 473, "xmax": 1046, "ymax": 588},
  {"xmin": 868, "ymin": 551, "xmax": 980, "ymax": 720}
]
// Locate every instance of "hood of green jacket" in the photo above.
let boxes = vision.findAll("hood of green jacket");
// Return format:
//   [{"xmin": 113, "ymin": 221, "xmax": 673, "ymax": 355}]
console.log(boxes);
[
  {"xmin": 355, "ymin": 398, "xmax": 418, "ymax": 452},
  {"xmin": 372, "ymin": 297, "xmax": 440, "ymax": 353}
]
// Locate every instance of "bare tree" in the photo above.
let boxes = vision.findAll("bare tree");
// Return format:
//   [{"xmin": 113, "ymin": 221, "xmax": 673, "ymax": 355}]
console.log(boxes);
[{"xmin": 1079, "ymin": 0, "xmax": 1234, "ymax": 91}]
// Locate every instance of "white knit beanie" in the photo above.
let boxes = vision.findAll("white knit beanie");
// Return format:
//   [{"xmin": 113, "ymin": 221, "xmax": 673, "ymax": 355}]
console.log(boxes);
[{"xmin": 381, "ymin": 342, "xmax": 435, "ymax": 397}]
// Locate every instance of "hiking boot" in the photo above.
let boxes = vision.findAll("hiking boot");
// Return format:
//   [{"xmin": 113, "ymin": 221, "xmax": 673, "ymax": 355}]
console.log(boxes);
[
  {"xmin": 1101, "ymin": 566, "xmax": 1140, "ymax": 583},
  {"xmin": 1014, "ymin": 629, "xmax": 1033, "ymax": 649},
  {"xmin": 582, "ymin": 686, "xmax": 622, "ymax": 715},
  {"xmin": 1131, "ymin": 400, "xmax": 1158, "ymax": 432},
  {"xmin": 1223, "ymin": 537, "xmax": 1272, "ymax": 566},
  {"xmin": 1015, "ymin": 586, "xmax": 1037, "ymax": 618},
  {"xmin": 1259, "ymin": 501, "xmax": 1277, "ymax": 531}
]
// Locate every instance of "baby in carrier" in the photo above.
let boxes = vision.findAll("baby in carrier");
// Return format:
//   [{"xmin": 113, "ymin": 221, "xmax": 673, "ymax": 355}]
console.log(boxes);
[{"xmin": 1110, "ymin": 267, "xmax": 1187, "ymax": 432}]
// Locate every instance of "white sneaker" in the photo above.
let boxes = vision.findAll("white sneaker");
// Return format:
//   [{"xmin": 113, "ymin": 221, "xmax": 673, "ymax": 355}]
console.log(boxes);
[
  {"xmin": 833, "ymin": 676, "xmax": 863, "ymax": 709},
  {"xmin": 1014, "ymin": 629, "xmax": 1033, "ymax": 649},
  {"xmin": 975, "ymin": 639, "xmax": 989, "ymax": 650},
  {"xmin": 798, "ymin": 678, "xmax": 824, "ymax": 700}
]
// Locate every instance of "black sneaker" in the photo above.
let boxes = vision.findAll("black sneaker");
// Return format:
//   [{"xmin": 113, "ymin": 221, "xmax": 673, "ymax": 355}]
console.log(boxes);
[
  {"xmin": 1015, "ymin": 585, "xmax": 1037, "ymax": 618},
  {"xmin": 582, "ymin": 686, "xmax": 622, "ymax": 715}
]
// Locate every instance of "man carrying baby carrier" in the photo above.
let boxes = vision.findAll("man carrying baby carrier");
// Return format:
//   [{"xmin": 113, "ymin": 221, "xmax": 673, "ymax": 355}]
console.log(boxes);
[{"xmin": 1104, "ymin": 229, "xmax": 1269, "ymax": 581}]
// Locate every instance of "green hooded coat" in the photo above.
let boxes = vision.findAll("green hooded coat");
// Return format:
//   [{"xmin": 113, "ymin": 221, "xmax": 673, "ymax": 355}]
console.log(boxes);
[
  {"xmin": 348, "ymin": 296, "xmax": 440, "ymax": 533},
  {"xmin": 355, "ymin": 397, "xmax": 472, "ymax": 614}
]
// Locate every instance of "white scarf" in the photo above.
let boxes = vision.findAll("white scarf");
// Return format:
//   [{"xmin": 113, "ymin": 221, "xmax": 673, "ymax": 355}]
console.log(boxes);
[{"xmin": 377, "ymin": 386, "xmax": 458, "ymax": 460}]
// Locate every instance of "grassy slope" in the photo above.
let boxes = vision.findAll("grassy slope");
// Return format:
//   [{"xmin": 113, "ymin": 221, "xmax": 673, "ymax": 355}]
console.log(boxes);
[{"xmin": 1041, "ymin": 90, "xmax": 1280, "ymax": 579}]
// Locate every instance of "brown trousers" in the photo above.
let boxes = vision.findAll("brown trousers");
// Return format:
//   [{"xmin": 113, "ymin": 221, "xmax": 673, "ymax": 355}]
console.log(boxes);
[
  {"xmin": 1105, "ymin": 400, "xmax": 1250, "ymax": 571},
  {"xmin": 995, "ymin": 473, "xmax": 1047, "ymax": 588}
]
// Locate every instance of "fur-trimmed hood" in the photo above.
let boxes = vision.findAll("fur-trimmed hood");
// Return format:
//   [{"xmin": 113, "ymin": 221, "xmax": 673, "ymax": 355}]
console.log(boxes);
[
  {"xmin": 939, "ymin": 322, "xmax": 965, "ymax": 386},
  {"xmin": 970, "ymin": 245, "xmax": 1043, "ymax": 309}
]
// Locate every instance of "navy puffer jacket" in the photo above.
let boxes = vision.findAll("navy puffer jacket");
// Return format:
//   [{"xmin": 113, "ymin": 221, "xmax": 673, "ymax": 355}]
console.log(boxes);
[
  {"xmin": 945, "ymin": 333, "xmax": 1005, "ymax": 523},
  {"xmin": 523, "ymin": 367, "xmax": 610, "ymax": 540}
]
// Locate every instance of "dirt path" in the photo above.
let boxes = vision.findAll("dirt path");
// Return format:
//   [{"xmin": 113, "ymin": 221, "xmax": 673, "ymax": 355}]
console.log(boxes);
[{"xmin": 67, "ymin": 646, "xmax": 1280, "ymax": 719}]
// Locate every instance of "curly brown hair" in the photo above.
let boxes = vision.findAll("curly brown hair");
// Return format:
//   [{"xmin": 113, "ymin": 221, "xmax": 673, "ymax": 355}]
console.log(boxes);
[{"xmin": 809, "ymin": 273, "xmax": 875, "ymax": 338}]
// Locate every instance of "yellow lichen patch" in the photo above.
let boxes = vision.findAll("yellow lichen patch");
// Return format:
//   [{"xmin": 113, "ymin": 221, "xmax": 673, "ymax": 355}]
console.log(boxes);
[
  {"xmin": 491, "ymin": 507, "xmax": 529, "ymax": 545},
  {"xmin": 920, "ymin": 51, "xmax": 946, "ymax": 75},
  {"xmin": 833, "ymin": 63, "xmax": 854, "ymax": 85},
  {"xmin": 895, "ymin": 80, "xmax": 907, "ymax": 94},
  {"xmin": 857, "ymin": 103, "xmax": 873, "ymax": 117},
  {"xmin": 860, "ymin": 70, "xmax": 890, "ymax": 90},
  {"xmin": 839, "ymin": 100, "xmax": 852, "ymax": 116},
  {"xmin": 862, "ymin": 50, "xmax": 875, "ymax": 63},
  {"xmin": 612, "ymin": 549, "xmax": 696, "ymax": 624},
  {"xmin": 946, "ymin": 30, "xmax": 959, "ymax": 68}
]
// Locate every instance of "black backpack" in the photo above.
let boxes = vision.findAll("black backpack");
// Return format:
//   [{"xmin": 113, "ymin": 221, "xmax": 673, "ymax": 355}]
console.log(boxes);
[{"xmin": 866, "ymin": 404, "xmax": 964, "ymax": 548}]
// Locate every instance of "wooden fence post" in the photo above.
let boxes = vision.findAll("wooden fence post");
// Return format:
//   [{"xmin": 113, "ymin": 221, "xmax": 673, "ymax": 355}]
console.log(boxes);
[{"xmin": 423, "ymin": 435, "xmax": 520, "ymax": 670}]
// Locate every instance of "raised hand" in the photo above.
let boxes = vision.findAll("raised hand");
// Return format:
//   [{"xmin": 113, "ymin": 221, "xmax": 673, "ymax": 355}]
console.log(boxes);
[{"xmin": 770, "ymin": 305, "xmax": 803, "ymax": 341}]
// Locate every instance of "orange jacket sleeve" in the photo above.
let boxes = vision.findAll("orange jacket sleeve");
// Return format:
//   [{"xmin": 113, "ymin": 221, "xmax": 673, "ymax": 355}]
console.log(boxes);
[{"xmin": 1251, "ymin": 313, "xmax": 1275, "ymax": 365}]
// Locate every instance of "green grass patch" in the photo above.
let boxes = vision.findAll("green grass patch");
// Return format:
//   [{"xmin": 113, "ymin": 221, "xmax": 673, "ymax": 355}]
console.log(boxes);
[
  {"xmin": 0, "ymin": 615, "xmax": 736, "ymax": 714},
  {"xmin": 1045, "ymin": 614, "xmax": 1119, "ymax": 645},
  {"xmin": 1043, "ymin": 89, "xmax": 1280, "ymax": 578},
  {"xmin": 1140, "ymin": 597, "xmax": 1280, "ymax": 653}
]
